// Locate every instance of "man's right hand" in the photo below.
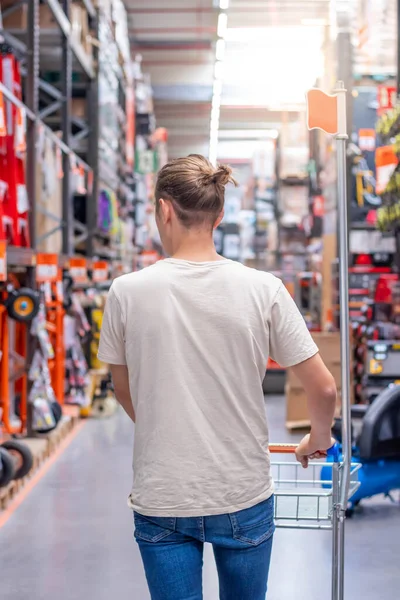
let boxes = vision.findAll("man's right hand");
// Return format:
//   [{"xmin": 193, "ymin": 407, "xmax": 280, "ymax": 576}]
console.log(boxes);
[{"xmin": 295, "ymin": 433, "xmax": 335, "ymax": 468}]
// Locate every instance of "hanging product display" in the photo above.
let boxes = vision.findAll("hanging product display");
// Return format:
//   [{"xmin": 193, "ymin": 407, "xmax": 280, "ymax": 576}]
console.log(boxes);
[
  {"xmin": 64, "ymin": 294, "xmax": 91, "ymax": 407},
  {"xmin": 28, "ymin": 349, "xmax": 59, "ymax": 434}
]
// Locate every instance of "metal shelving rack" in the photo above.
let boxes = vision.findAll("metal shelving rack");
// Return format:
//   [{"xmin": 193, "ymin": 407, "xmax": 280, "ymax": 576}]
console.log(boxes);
[{"xmin": 0, "ymin": 0, "xmax": 134, "ymax": 267}]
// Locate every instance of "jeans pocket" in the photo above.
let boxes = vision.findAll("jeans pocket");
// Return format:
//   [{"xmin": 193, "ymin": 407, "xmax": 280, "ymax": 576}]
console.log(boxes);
[
  {"xmin": 134, "ymin": 512, "xmax": 177, "ymax": 543},
  {"xmin": 229, "ymin": 495, "xmax": 275, "ymax": 546}
]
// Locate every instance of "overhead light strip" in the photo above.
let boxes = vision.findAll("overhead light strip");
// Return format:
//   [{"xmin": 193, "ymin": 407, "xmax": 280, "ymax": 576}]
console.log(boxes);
[{"xmin": 209, "ymin": 3, "xmax": 229, "ymax": 165}]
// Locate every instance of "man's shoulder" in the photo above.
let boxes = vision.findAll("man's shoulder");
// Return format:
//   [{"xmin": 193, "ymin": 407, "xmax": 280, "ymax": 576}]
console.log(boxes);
[
  {"xmin": 112, "ymin": 263, "xmax": 161, "ymax": 293},
  {"xmin": 232, "ymin": 262, "xmax": 281, "ymax": 287}
]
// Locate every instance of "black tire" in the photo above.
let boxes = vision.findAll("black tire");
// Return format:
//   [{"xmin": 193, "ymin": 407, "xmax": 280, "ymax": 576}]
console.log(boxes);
[
  {"xmin": 0, "ymin": 447, "xmax": 16, "ymax": 487},
  {"xmin": 6, "ymin": 288, "xmax": 40, "ymax": 322},
  {"xmin": 1, "ymin": 440, "xmax": 34, "ymax": 480},
  {"xmin": 51, "ymin": 401, "xmax": 63, "ymax": 424}
]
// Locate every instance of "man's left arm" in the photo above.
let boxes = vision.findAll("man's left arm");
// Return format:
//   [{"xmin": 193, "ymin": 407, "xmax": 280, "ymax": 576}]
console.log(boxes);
[
  {"xmin": 98, "ymin": 285, "xmax": 135, "ymax": 422},
  {"xmin": 110, "ymin": 365, "xmax": 135, "ymax": 423}
]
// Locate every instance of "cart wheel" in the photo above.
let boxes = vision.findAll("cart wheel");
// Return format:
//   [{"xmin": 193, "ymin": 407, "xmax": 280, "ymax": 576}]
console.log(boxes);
[
  {"xmin": 345, "ymin": 508, "xmax": 354, "ymax": 518},
  {"xmin": 1, "ymin": 440, "xmax": 33, "ymax": 480},
  {"xmin": 6, "ymin": 288, "xmax": 40, "ymax": 322},
  {"xmin": 0, "ymin": 447, "xmax": 16, "ymax": 487},
  {"xmin": 51, "ymin": 401, "xmax": 63, "ymax": 424}
]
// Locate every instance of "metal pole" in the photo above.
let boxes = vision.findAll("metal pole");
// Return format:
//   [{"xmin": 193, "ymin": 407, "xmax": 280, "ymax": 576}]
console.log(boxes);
[
  {"xmin": 26, "ymin": 0, "xmax": 39, "ymax": 251},
  {"xmin": 397, "ymin": 0, "xmax": 400, "ymax": 94},
  {"xmin": 334, "ymin": 80, "xmax": 352, "ymax": 600},
  {"xmin": 337, "ymin": 129, "xmax": 352, "ymax": 507},
  {"xmin": 396, "ymin": 0, "xmax": 400, "ymax": 273},
  {"xmin": 25, "ymin": 0, "xmax": 40, "ymax": 438},
  {"xmin": 86, "ymin": 7, "xmax": 99, "ymax": 258},
  {"xmin": 61, "ymin": 0, "xmax": 73, "ymax": 256},
  {"xmin": 337, "ymin": 507, "xmax": 346, "ymax": 599},
  {"xmin": 331, "ymin": 464, "xmax": 339, "ymax": 600}
]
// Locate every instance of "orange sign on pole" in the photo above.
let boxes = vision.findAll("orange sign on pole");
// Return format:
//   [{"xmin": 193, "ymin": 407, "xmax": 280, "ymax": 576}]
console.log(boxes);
[{"xmin": 306, "ymin": 89, "xmax": 339, "ymax": 135}]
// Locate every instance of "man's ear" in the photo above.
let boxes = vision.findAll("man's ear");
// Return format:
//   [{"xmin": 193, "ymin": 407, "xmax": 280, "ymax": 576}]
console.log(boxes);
[
  {"xmin": 159, "ymin": 198, "xmax": 172, "ymax": 223},
  {"xmin": 214, "ymin": 209, "xmax": 224, "ymax": 229}
]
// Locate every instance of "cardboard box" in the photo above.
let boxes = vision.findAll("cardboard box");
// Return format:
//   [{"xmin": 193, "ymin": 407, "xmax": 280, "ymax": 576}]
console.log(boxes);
[
  {"xmin": 39, "ymin": 5, "xmax": 59, "ymax": 30},
  {"xmin": 71, "ymin": 98, "xmax": 87, "ymax": 119},
  {"xmin": 286, "ymin": 385, "xmax": 343, "ymax": 430},
  {"xmin": 312, "ymin": 332, "xmax": 341, "ymax": 363},
  {"xmin": 287, "ymin": 362, "xmax": 343, "ymax": 391},
  {"xmin": 2, "ymin": 2, "xmax": 28, "ymax": 29}
]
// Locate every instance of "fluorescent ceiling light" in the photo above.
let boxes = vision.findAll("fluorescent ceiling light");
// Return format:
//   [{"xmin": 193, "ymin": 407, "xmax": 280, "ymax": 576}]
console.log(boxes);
[
  {"xmin": 214, "ymin": 60, "xmax": 224, "ymax": 80},
  {"xmin": 219, "ymin": 0, "xmax": 229, "ymax": 9},
  {"xmin": 218, "ymin": 13, "xmax": 228, "ymax": 38},
  {"xmin": 210, "ymin": 116, "xmax": 220, "ymax": 131},
  {"xmin": 212, "ymin": 94, "xmax": 221, "ymax": 109},
  {"xmin": 213, "ymin": 78, "xmax": 223, "ymax": 97},
  {"xmin": 216, "ymin": 39, "xmax": 225, "ymax": 61},
  {"xmin": 211, "ymin": 106, "xmax": 220, "ymax": 121},
  {"xmin": 301, "ymin": 18, "xmax": 327, "ymax": 26},
  {"xmin": 224, "ymin": 26, "xmax": 323, "ymax": 43}
]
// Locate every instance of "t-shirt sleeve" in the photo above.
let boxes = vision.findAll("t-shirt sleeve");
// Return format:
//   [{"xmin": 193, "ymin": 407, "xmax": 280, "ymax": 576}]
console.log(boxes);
[
  {"xmin": 268, "ymin": 282, "xmax": 319, "ymax": 368},
  {"xmin": 98, "ymin": 285, "xmax": 127, "ymax": 365}
]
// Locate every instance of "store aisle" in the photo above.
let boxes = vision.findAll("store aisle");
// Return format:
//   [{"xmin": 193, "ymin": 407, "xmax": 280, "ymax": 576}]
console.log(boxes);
[{"xmin": 1, "ymin": 397, "xmax": 399, "ymax": 600}]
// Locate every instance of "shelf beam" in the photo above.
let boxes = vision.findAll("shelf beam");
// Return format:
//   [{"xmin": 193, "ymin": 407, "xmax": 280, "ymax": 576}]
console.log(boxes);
[
  {"xmin": 45, "ymin": 0, "xmax": 94, "ymax": 79},
  {"xmin": 81, "ymin": 0, "xmax": 96, "ymax": 19},
  {"xmin": 25, "ymin": 0, "xmax": 40, "ymax": 252},
  {"xmin": 61, "ymin": 0, "xmax": 73, "ymax": 256},
  {"xmin": 86, "ymin": 8, "xmax": 100, "ymax": 258},
  {"xmin": 0, "ymin": 82, "xmax": 91, "ymax": 172}
]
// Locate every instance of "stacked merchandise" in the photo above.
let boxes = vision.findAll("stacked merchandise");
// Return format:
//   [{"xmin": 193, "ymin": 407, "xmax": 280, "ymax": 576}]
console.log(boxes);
[
  {"xmin": 0, "ymin": 47, "xmax": 29, "ymax": 247},
  {"xmin": 286, "ymin": 332, "xmax": 353, "ymax": 429},
  {"xmin": 29, "ymin": 306, "xmax": 63, "ymax": 435},
  {"xmin": 134, "ymin": 71, "xmax": 168, "ymax": 267},
  {"xmin": 375, "ymin": 102, "xmax": 400, "ymax": 241},
  {"xmin": 64, "ymin": 295, "xmax": 91, "ymax": 408}
]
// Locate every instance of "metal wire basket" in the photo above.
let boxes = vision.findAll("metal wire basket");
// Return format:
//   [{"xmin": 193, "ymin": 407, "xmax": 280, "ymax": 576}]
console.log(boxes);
[{"xmin": 271, "ymin": 459, "xmax": 361, "ymax": 529}]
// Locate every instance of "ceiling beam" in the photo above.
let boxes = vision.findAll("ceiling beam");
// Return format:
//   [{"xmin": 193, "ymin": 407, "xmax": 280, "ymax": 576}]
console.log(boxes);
[
  {"xmin": 131, "ymin": 42, "xmax": 212, "ymax": 50},
  {"xmin": 129, "ymin": 27, "xmax": 217, "ymax": 34},
  {"xmin": 127, "ymin": 7, "xmax": 215, "ymax": 14},
  {"xmin": 143, "ymin": 59, "xmax": 214, "ymax": 65}
]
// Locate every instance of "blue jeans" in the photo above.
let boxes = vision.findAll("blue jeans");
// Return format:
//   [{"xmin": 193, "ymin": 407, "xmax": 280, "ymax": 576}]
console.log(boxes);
[{"xmin": 134, "ymin": 495, "xmax": 275, "ymax": 600}]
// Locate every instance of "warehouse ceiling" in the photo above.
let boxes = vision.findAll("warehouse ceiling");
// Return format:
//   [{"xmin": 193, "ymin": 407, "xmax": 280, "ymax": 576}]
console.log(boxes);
[
  {"xmin": 126, "ymin": 0, "xmax": 217, "ymax": 159},
  {"xmin": 126, "ymin": 0, "xmax": 398, "ymax": 161}
]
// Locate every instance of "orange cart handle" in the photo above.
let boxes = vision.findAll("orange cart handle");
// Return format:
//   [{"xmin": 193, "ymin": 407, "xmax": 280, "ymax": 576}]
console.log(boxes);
[{"xmin": 269, "ymin": 443, "xmax": 297, "ymax": 454}]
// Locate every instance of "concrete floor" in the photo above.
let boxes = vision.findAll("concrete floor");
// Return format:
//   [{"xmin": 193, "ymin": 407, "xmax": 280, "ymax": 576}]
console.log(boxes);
[{"xmin": 1, "ymin": 395, "xmax": 399, "ymax": 600}]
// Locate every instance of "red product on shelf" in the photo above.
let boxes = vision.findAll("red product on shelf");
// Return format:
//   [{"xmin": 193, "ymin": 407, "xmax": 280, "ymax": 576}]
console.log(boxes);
[
  {"xmin": 374, "ymin": 274, "xmax": 398, "ymax": 304},
  {"xmin": 0, "ymin": 53, "xmax": 30, "ymax": 247}
]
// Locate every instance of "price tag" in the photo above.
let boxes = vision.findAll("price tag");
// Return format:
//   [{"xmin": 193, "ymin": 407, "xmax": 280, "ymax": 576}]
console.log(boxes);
[
  {"xmin": 92, "ymin": 261, "xmax": 109, "ymax": 282},
  {"xmin": 0, "ymin": 241, "xmax": 7, "ymax": 282},
  {"xmin": 36, "ymin": 253, "xmax": 58, "ymax": 283},
  {"xmin": 375, "ymin": 145, "xmax": 399, "ymax": 195},
  {"xmin": 358, "ymin": 129, "xmax": 375, "ymax": 152},
  {"xmin": 378, "ymin": 86, "xmax": 397, "ymax": 115},
  {"xmin": 69, "ymin": 257, "xmax": 88, "ymax": 283},
  {"xmin": 140, "ymin": 251, "xmax": 159, "ymax": 268}
]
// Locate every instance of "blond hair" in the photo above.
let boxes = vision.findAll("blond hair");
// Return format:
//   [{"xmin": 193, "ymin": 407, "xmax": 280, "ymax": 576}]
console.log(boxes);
[{"xmin": 155, "ymin": 154, "xmax": 238, "ymax": 228}]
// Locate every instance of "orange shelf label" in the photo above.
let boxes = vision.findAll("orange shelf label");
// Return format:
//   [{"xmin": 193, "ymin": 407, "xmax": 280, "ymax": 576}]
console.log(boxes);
[
  {"xmin": 69, "ymin": 257, "xmax": 88, "ymax": 283},
  {"xmin": 0, "ymin": 241, "xmax": 7, "ymax": 282},
  {"xmin": 36, "ymin": 253, "xmax": 58, "ymax": 283},
  {"xmin": 92, "ymin": 261, "xmax": 109, "ymax": 283}
]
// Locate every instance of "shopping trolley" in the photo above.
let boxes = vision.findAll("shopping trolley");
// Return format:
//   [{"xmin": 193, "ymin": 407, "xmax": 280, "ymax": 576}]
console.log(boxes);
[{"xmin": 268, "ymin": 443, "xmax": 360, "ymax": 600}]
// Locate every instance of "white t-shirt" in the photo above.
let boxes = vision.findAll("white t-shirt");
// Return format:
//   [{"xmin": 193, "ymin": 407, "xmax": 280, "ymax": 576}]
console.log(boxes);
[{"xmin": 98, "ymin": 258, "xmax": 318, "ymax": 517}]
